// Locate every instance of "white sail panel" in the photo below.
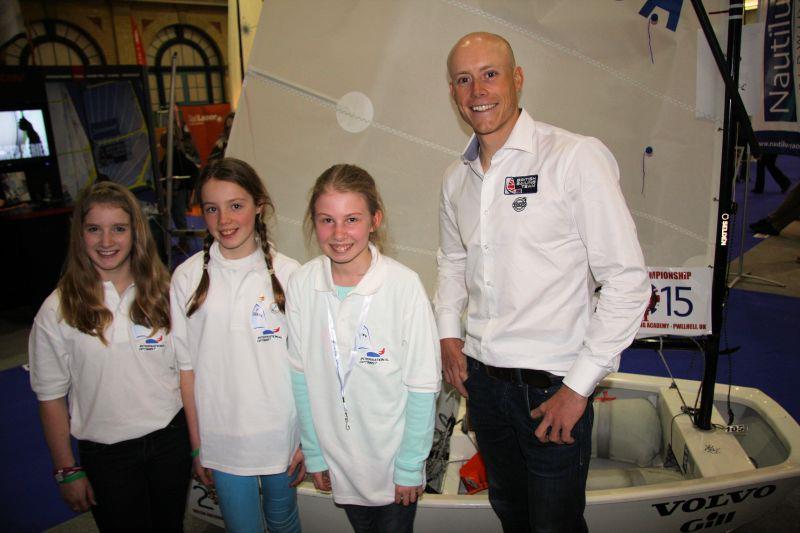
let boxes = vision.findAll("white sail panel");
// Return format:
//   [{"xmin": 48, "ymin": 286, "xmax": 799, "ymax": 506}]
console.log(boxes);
[{"xmin": 228, "ymin": 0, "xmax": 726, "ymax": 293}]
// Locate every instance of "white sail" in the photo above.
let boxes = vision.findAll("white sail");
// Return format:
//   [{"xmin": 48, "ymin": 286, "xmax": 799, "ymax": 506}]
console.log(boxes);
[{"xmin": 228, "ymin": 0, "xmax": 726, "ymax": 294}]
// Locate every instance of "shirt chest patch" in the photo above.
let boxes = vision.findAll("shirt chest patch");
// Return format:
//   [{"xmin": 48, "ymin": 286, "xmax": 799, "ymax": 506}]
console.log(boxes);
[
  {"xmin": 251, "ymin": 301, "xmax": 283, "ymax": 342},
  {"xmin": 131, "ymin": 324, "xmax": 165, "ymax": 351},
  {"xmin": 355, "ymin": 324, "xmax": 389, "ymax": 366},
  {"xmin": 504, "ymin": 175, "xmax": 538, "ymax": 195}
]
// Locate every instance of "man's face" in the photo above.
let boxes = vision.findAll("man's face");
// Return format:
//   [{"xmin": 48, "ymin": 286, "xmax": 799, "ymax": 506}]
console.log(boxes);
[{"xmin": 448, "ymin": 37, "xmax": 523, "ymax": 142}]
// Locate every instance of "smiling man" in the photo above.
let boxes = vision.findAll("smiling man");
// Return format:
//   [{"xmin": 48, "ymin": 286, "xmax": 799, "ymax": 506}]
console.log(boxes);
[{"xmin": 434, "ymin": 32, "xmax": 650, "ymax": 532}]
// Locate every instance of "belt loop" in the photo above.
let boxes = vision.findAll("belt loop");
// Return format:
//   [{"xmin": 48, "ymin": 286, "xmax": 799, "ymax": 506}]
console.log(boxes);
[{"xmin": 513, "ymin": 368, "xmax": 523, "ymax": 386}]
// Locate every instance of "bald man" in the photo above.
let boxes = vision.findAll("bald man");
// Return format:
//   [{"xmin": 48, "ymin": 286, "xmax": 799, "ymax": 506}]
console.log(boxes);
[{"xmin": 434, "ymin": 32, "xmax": 649, "ymax": 532}]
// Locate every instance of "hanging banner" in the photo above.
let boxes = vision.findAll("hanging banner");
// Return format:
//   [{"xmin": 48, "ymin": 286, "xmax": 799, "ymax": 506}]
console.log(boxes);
[
  {"xmin": 130, "ymin": 16, "xmax": 147, "ymax": 66},
  {"xmin": 753, "ymin": 0, "xmax": 800, "ymax": 155},
  {"xmin": 638, "ymin": 267, "xmax": 713, "ymax": 338}
]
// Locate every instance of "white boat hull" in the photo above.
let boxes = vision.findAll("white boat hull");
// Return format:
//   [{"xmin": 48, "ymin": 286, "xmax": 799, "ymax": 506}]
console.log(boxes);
[{"xmin": 187, "ymin": 373, "xmax": 800, "ymax": 532}]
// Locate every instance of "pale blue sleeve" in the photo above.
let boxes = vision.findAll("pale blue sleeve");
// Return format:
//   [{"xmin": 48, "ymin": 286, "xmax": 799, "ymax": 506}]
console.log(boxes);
[
  {"xmin": 393, "ymin": 391, "xmax": 437, "ymax": 486},
  {"xmin": 291, "ymin": 370, "xmax": 328, "ymax": 473}
]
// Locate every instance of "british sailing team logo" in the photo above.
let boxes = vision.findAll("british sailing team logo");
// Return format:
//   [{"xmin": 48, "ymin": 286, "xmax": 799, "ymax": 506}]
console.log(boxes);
[
  {"xmin": 355, "ymin": 325, "xmax": 387, "ymax": 365},
  {"xmin": 251, "ymin": 302, "xmax": 282, "ymax": 342},
  {"xmin": 132, "ymin": 324, "xmax": 165, "ymax": 351}
]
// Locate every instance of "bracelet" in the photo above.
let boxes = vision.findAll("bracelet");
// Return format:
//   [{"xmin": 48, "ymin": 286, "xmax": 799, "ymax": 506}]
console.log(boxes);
[
  {"xmin": 191, "ymin": 448, "xmax": 200, "ymax": 458},
  {"xmin": 53, "ymin": 465, "xmax": 83, "ymax": 483},
  {"xmin": 57, "ymin": 470, "xmax": 87, "ymax": 484}
]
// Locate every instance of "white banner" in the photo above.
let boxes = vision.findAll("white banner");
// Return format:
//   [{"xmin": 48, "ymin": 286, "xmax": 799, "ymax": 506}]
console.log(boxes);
[{"xmin": 638, "ymin": 267, "xmax": 713, "ymax": 338}]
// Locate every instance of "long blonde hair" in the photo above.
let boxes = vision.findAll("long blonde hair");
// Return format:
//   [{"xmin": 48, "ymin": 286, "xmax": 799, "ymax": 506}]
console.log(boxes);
[
  {"xmin": 304, "ymin": 163, "xmax": 387, "ymax": 251},
  {"xmin": 59, "ymin": 182, "xmax": 171, "ymax": 343},
  {"xmin": 187, "ymin": 157, "xmax": 286, "ymax": 316}
]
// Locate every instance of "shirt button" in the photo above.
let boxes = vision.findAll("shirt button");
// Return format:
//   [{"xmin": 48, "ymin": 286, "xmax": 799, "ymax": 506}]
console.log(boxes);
[
  {"xmin": 483, "ymin": 209, "xmax": 489, "ymax": 215},
  {"xmin": 487, "ymin": 281, "xmax": 493, "ymax": 287},
  {"xmin": 483, "ymin": 244, "xmax": 489, "ymax": 251}
]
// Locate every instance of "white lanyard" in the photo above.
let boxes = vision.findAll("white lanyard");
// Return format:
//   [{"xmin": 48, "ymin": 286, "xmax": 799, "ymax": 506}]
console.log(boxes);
[{"xmin": 326, "ymin": 293, "xmax": 372, "ymax": 430}]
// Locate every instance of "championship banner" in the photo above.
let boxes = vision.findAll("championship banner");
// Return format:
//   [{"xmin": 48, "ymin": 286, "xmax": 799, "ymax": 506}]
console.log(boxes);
[
  {"xmin": 753, "ymin": 0, "xmax": 800, "ymax": 155},
  {"xmin": 638, "ymin": 267, "xmax": 712, "ymax": 338},
  {"xmin": 130, "ymin": 16, "xmax": 147, "ymax": 66},
  {"xmin": 179, "ymin": 103, "xmax": 231, "ymax": 164}
]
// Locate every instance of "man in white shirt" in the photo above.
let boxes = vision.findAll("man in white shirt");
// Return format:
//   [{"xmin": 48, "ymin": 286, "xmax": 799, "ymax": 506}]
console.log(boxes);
[{"xmin": 434, "ymin": 32, "xmax": 650, "ymax": 532}]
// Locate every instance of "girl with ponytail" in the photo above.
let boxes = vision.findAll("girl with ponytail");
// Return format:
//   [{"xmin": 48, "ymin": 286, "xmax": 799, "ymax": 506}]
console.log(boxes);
[{"xmin": 171, "ymin": 158, "xmax": 304, "ymax": 532}]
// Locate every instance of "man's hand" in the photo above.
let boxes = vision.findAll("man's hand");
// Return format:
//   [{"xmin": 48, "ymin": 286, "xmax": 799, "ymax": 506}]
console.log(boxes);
[
  {"xmin": 287, "ymin": 447, "xmax": 306, "ymax": 487},
  {"xmin": 311, "ymin": 470, "xmax": 331, "ymax": 492},
  {"xmin": 395, "ymin": 484, "xmax": 424, "ymax": 506},
  {"xmin": 59, "ymin": 476, "xmax": 96, "ymax": 513},
  {"xmin": 530, "ymin": 385, "xmax": 588, "ymax": 444},
  {"xmin": 441, "ymin": 338, "xmax": 468, "ymax": 397}
]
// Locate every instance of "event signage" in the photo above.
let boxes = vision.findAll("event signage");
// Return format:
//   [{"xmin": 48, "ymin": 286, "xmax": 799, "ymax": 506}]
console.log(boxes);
[
  {"xmin": 753, "ymin": 0, "xmax": 800, "ymax": 154},
  {"xmin": 638, "ymin": 267, "xmax": 712, "ymax": 338}
]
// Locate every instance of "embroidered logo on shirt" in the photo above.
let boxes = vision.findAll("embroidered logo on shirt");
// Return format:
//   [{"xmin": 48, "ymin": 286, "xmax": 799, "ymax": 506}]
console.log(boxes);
[
  {"xmin": 251, "ymin": 303, "xmax": 283, "ymax": 342},
  {"xmin": 512, "ymin": 197, "xmax": 528, "ymax": 212},
  {"xmin": 504, "ymin": 175, "xmax": 538, "ymax": 195},
  {"xmin": 132, "ymin": 324, "xmax": 165, "ymax": 351},
  {"xmin": 355, "ymin": 325, "xmax": 388, "ymax": 365}
]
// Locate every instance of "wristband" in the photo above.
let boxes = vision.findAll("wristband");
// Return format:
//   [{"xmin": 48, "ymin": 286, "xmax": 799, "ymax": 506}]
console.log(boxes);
[
  {"xmin": 56, "ymin": 470, "xmax": 87, "ymax": 484},
  {"xmin": 53, "ymin": 465, "xmax": 83, "ymax": 483},
  {"xmin": 191, "ymin": 448, "xmax": 200, "ymax": 458}
]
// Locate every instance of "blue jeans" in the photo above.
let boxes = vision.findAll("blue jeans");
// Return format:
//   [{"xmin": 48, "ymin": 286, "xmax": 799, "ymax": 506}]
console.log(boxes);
[
  {"xmin": 78, "ymin": 409, "xmax": 192, "ymax": 532},
  {"xmin": 339, "ymin": 502, "xmax": 417, "ymax": 533},
  {"xmin": 213, "ymin": 469, "xmax": 301, "ymax": 533},
  {"xmin": 465, "ymin": 357, "xmax": 593, "ymax": 533}
]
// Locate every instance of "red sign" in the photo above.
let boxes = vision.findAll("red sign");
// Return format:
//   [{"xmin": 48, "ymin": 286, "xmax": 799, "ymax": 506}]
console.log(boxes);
[
  {"xmin": 130, "ymin": 16, "xmax": 147, "ymax": 66},
  {"xmin": 179, "ymin": 103, "xmax": 232, "ymax": 164}
]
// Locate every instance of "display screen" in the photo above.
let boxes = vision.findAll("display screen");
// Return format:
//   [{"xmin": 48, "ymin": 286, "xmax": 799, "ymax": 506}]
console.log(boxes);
[{"xmin": 0, "ymin": 109, "xmax": 52, "ymax": 161}]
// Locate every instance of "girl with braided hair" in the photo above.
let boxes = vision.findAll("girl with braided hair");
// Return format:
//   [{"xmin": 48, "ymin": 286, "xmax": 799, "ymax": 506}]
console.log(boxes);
[{"xmin": 171, "ymin": 158, "xmax": 304, "ymax": 532}]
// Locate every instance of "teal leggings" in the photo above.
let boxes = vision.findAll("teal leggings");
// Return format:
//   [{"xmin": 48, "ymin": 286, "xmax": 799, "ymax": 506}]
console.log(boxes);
[{"xmin": 213, "ymin": 469, "xmax": 301, "ymax": 533}]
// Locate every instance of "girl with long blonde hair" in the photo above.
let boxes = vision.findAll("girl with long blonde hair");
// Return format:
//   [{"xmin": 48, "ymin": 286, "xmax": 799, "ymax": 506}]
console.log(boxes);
[{"xmin": 29, "ymin": 181, "xmax": 190, "ymax": 531}]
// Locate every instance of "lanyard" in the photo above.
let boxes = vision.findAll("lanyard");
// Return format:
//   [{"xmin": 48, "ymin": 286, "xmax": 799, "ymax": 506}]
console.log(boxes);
[{"xmin": 326, "ymin": 294, "xmax": 372, "ymax": 430}]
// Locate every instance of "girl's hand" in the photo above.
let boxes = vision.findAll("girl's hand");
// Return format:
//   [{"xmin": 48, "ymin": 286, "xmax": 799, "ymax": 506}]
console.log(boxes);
[
  {"xmin": 311, "ymin": 470, "xmax": 331, "ymax": 492},
  {"xmin": 192, "ymin": 457, "xmax": 214, "ymax": 487},
  {"xmin": 394, "ymin": 484, "xmax": 424, "ymax": 506},
  {"xmin": 59, "ymin": 476, "xmax": 96, "ymax": 513},
  {"xmin": 287, "ymin": 447, "xmax": 306, "ymax": 487}
]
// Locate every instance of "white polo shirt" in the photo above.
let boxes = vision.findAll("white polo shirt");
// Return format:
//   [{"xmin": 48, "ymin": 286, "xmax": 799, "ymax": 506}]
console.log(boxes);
[
  {"xmin": 434, "ymin": 109, "xmax": 650, "ymax": 397},
  {"xmin": 171, "ymin": 243, "xmax": 300, "ymax": 476},
  {"xmin": 29, "ymin": 284, "xmax": 182, "ymax": 444},
  {"xmin": 286, "ymin": 246, "xmax": 441, "ymax": 505}
]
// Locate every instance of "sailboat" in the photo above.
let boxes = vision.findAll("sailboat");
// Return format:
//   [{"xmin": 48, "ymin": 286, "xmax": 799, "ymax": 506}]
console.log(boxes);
[{"xmin": 188, "ymin": 1, "xmax": 800, "ymax": 531}]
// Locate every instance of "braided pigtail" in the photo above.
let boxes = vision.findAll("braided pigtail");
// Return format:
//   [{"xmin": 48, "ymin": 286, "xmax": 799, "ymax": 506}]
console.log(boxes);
[
  {"xmin": 256, "ymin": 214, "xmax": 286, "ymax": 313},
  {"xmin": 186, "ymin": 233, "xmax": 214, "ymax": 317}
]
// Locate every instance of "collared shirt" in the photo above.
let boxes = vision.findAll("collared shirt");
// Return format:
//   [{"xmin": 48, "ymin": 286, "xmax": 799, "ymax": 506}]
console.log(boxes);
[
  {"xmin": 29, "ymin": 283, "xmax": 181, "ymax": 444},
  {"xmin": 286, "ymin": 245, "xmax": 441, "ymax": 505},
  {"xmin": 171, "ymin": 243, "xmax": 300, "ymax": 475},
  {"xmin": 434, "ymin": 109, "xmax": 649, "ymax": 397}
]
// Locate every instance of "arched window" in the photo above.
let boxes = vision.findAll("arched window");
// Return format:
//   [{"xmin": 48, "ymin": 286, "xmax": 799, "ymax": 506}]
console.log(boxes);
[
  {"xmin": 147, "ymin": 24, "xmax": 225, "ymax": 112},
  {"xmin": 0, "ymin": 19, "xmax": 106, "ymax": 66}
]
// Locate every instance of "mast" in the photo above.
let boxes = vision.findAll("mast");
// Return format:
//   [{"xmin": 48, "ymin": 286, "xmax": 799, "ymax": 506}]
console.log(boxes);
[{"xmin": 689, "ymin": 0, "xmax": 756, "ymax": 429}]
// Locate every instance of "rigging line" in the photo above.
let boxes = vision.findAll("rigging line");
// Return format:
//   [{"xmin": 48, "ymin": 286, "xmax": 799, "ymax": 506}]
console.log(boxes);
[
  {"xmin": 629, "ymin": 209, "xmax": 710, "ymax": 244},
  {"xmin": 656, "ymin": 336, "xmax": 691, "ymax": 411},
  {"xmin": 440, "ymin": 0, "xmax": 715, "ymax": 121},
  {"xmin": 246, "ymin": 66, "xmax": 462, "ymax": 159}
]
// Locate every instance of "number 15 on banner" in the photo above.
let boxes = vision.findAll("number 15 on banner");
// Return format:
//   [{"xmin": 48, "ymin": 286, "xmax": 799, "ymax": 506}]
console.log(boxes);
[{"xmin": 638, "ymin": 267, "xmax": 712, "ymax": 338}]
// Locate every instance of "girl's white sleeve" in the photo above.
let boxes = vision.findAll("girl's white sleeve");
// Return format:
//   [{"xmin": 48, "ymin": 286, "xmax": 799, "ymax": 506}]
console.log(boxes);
[
  {"xmin": 402, "ymin": 275, "xmax": 442, "ymax": 393},
  {"xmin": 170, "ymin": 274, "xmax": 193, "ymax": 371},
  {"xmin": 29, "ymin": 300, "xmax": 71, "ymax": 401}
]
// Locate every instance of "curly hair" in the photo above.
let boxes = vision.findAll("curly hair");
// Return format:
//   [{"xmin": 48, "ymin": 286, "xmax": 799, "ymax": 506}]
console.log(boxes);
[{"xmin": 59, "ymin": 181, "xmax": 170, "ymax": 344}]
